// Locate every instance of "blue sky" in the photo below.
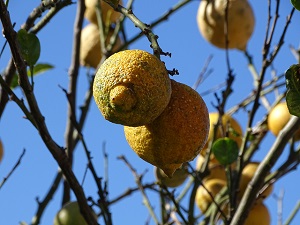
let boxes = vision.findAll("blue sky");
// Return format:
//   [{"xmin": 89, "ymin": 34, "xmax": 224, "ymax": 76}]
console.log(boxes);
[{"xmin": 0, "ymin": 0, "xmax": 300, "ymax": 224}]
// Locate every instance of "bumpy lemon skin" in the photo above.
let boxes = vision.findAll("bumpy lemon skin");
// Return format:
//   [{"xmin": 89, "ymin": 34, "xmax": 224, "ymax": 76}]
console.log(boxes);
[
  {"xmin": 197, "ymin": 0, "xmax": 255, "ymax": 50},
  {"xmin": 124, "ymin": 79, "xmax": 210, "ymax": 177},
  {"xmin": 93, "ymin": 49, "xmax": 172, "ymax": 126},
  {"xmin": 84, "ymin": 0, "xmax": 122, "ymax": 25},
  {"xmin": 268, "ymin": 101, "xmax": 300, "ymax": 140},
  {"xmin": 80, "ymin": 23, "xmax": 122, "ymax": 69}
]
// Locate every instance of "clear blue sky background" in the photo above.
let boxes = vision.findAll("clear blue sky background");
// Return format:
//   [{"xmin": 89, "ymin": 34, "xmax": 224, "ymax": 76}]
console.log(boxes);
[{"xmin": 0, "ymin": 0, "xmax": 300, "ymax": 224}]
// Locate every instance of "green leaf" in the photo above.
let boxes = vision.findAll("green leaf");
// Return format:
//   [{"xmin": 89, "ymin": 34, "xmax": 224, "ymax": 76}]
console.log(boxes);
[
  {"xmin": 31, "ymin": 63, "xmax": 54, "ymax": 74},
  {"xmin": 285, "ymin": 64, "xmax": 300, "ymax": 117},
  {"xmin": 286, "ymin": 91, "xmax": 300, "ymax": 117},
  {"xmin": 17, "ymin": 29, "xmax": 40, "ymax": 66},
  {"xmin": 10, "ymin": 63, "xmax": 54, "ymax": 89},
  {"xmin": 291, "ymin": 0, "xmax": 300, "ymax": 11},
  {"xmin": 212, "ymin": 137, "xmax": 239, "ymax": 166}
]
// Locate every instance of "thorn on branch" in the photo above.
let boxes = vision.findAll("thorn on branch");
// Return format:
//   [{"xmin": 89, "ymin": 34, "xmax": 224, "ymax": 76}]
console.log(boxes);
[
  {"xmin": 161, "ymin": 51, "xmax": 171, "ymax": 57},
  {"xmin": 168, "ymin": 68, "xmax": 179, "ymax": 76},
  {"xmin": 127, "ymin": 8, "xmax": 133, "ymax": 14},
  {"xmin": 35, "ymin": 196, "xmax": 41, "ymax": 205},
  {"xmin": 143, "ymin": 28, "xmax": 151, "ymax": 35}
]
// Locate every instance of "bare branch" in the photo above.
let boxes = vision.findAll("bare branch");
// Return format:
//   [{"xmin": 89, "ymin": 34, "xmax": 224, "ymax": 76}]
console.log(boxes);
[{"xmin": 0, "ymin": 149, "xmax": 26, "ymax": 190}]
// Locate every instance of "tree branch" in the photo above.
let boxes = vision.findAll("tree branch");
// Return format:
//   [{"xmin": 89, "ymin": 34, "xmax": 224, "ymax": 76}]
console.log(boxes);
[
  {"xmin": 0, "ymin": 1, "xmax": 98, "ymax": 224},
  {"xmin": 231, "ymin": 116, "xmax": 300, "ymax": 225}
]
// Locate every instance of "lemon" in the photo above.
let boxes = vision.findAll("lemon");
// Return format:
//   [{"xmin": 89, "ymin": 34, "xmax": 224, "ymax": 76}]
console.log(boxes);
[
  {"xmin": 244, "ymin": 203, "xmax": 271, "ymax": 225},
  {"xmin": 124, "ymin": 79, "xmax": 210, "ymax": 177},
  {"xmin": 238, "ymin": 162, "xmax": 273, "ymax": 201},
  {"xmin": 200, "ymin": 112, "xmax": 243, "ymax": 165},
  {"xmin": 53, "ymin": 201, "xmax": 97, "ymax": 225},
  {"xmin": 195, "ymin": 178, "xmax": 227, "ymax": 214},
  {"xmin": 93, "ymin": 49, "xmax": 172, "ymax": 126},
  {"xmin": 80, "ymin": 23, "xmax": 122, "ymax": 69},
  {"xmin": 154, "ymin": 163, "xmax": 189, "ymax": 188},
  {"xmin": 85, "ymin": 0, "xmax": 122, "ymax": 25},
  {"xmin": 197, "ymin": 0, "xmax": 255, "ymax": 50},
  {"xmin": 268, "ymin": 101, "xmax": 300, "ymax": 140},
  {"xmin": 202, "ymin": 112, "xmax": 243, "ymax": 153},
  {"xmin": 196, "ymin": 155, "xmax": 227, "ymax": 182}
]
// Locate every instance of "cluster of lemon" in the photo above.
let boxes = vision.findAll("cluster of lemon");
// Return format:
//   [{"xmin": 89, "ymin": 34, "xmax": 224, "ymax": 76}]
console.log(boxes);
[
  {"xmin": 93, "ymin": 49, "xmax": 210, "ymax": 177},
  {"xmin": 80, "ymin": 0, "xmax": 123, "ymax": 69},
  {"xmin": 194, "ymin": 112, "xmax": 272, "ymax": 225},
  {"xmin": 196, "ymin": 0, "xmax": 255, "ymax": 51},
  {"xmin": 152, "ymin": 0, "xmax": 256, "ymax": 188}
]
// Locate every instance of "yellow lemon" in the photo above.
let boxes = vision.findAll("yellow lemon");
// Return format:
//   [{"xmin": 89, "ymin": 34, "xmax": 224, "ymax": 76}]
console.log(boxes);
[
  {"xmin": 93, "ymin": 49, "xmax": 172, "ymax": 126},
  {"xmin": 238, "ymin": 162, "xmax": 273, "ymax": 201},
  {"xmin": 202, "ymin": 112, "xmax": 243, "ymax": 154},
  {"xmin": 154, "ymin": 163, "xmax": 189, "ymax": 188},
  {"xmin": 196, "ymin": 155, "xmax": 227, "ymax": 182},
  {"xmin": 244, "ymin": 203, "xmax": 271, "ymax": 225},
  {"xmin": 80, "ymin": 23, "xmax": 122, "ymax": 69},
  {"xmin": 197, "ymin": 0, "xmax": 255, "ymax": 50},
  {"xmin": 195, "ymin": 178, "xmax": 227, "ymax": 214},
  {"xmin": 124, "ymin": 79, "xmax": 209, "ymax": 177},
  {"xmin": 84, "ymin": 0, "xmax": 122, "ymax": 25},
  {"xmin": 268, "ymin": 101, "xmax": 300, "ymax": 139}
]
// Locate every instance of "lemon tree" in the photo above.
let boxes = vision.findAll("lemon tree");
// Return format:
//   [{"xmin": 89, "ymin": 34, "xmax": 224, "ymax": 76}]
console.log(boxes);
[{"xmin": 2, "ymin": 1, "xmax": 300, "ymax": 225}]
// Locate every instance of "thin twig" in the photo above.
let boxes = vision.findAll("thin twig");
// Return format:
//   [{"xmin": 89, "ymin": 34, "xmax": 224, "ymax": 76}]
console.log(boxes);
[
  {"xmin": 29, "ymin": 0, "xmax": 75, "ymax": 34},
  {"xmin": 283, "ymin": 200, "xmax": 300, "ymax": 225},
  {"xmin": 118, "ymin": 155, "xmax": 160, "ymax": 225},
  {"xmin": 0, "ymin": 149, "xmax": 26, "ymax": 190},
  {"xmin": 60, "ymin": 85, "xmax": 112, "ymax": 225},
  {"xmin": 0, "ymin": 74, "xmax": 37, "ymax": 127},
  {"xmin": 62, "ymin": 0, "xmax": 85, "ymax": 205},
  {"xmin": 22, "ymin": 0, "xmax": 64, "ymax": 31},
  {"xmin": 116, "ymin": 0, "xmax": 193, "ymax": 52},
  {"xmin": 160, "ymin": 187, "xmax": 188, "ymax": 224},
  {"xmin": 276, "ymin": 189, "xmax": 284, "ymax": 225},
  {"xmin": 31, "ymin": 171, "xmax": 63, "ymax": 225},
  {"xmin": 108, "ymin": 183, "xmax": 156, "ymax": 206},
  {"xmin": 192, "ymin": 55, "xmax": 213, "ymax": 90},
  {"xmin": 116, "ymin": 5, "xmax": 164, "ymax": 59}
]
